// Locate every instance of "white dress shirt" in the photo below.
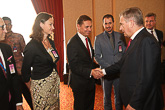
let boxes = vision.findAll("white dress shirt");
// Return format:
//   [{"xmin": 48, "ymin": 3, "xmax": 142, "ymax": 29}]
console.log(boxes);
[
  {"xmin": 0, "ymin": 49, "xmax": 6, "ymax": 69},
  {"xmin": 146, "ymin": 28, "xmax": 159, "ymax": 41},
  {"xmin": 78, "ymin": 32, "xmax": 92, "ymax": 58}
]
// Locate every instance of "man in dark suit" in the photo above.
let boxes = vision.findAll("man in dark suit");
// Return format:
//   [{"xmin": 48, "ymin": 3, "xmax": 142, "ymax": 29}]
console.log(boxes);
[
  {"xmin": 67, "ymin": 15, "xmax": 103, "ymax": 110},
  {"xmin": 96, "ymin": 7, "xmax": 164, "ymax": 110},
  {"xmin": 145, "ymin": 13, "xmax": 163, "ymax": 47},
  {"xmin": 94, "ymin": 14, "xmax": 126, "ymax": 110},
  {"xmin": 0, "ymin": 18, "xmax": 23, "ymax": 110},
  {"xmin": 145, "ymin": 13, "xmax": 165, "ymax": 83},
  {"xmin": 2, "ymin": 16, "xmax": 33, "ymax": 110}
]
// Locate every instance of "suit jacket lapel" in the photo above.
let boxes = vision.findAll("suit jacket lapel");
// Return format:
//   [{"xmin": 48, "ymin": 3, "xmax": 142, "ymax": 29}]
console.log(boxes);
[
  {"xmin": 113, "ymin": 32, "xmax": 121, "ymax": 53},
  {"xmin": 87, "ymin": 37, "xmax": 94, "ymax": 58},
  {"xmin": 155, "ymin": 29, "xmax": 161, "ymax": 43},
  {"xmin": 0, "ymin": 45, "xmax": 10, "ymax": 78},
  {"xmin": 123, "ymin": 28, "xmax": 145, "ymax": 58},
  {"xmin": 34, "ymin": 40, "xmax": 53, "ymax": 63}
]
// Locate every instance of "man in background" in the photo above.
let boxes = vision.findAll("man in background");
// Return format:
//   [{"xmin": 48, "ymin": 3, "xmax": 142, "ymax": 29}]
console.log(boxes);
[
  {"xmin": 0, "ymin": 17, "xmax": 23, "ymax": 110},
  {"xmin": 94, "ymin": 14, "xmax": 126, "ymax": 110},
  {"xmin": 67, "ymin": 15, "xmax": 103, "ymax": 110},
  {"xmin": 2, "ymin": 17, "xmax": 33, "ymax": 110},
  {"xmin": 145, "ymin": 13, "xmax": 163, "ymax": 47},
  {"xmin": 145, "ymin": 13, "xmax": 165, "ymax": 83}
]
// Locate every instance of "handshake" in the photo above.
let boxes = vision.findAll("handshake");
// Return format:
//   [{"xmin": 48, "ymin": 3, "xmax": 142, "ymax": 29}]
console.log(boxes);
[{"xmin": 91, "ymin": 68, "xmax": 104, "ymax": 79}]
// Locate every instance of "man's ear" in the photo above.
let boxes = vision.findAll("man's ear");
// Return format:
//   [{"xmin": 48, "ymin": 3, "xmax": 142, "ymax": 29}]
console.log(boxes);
[
  {"xmin": 77, "ymin": 24, "xmax": 80, "ymax": 30},
  {"xmin": 129, "ymin": 20, "xmax": 134, "ymax": 28}
]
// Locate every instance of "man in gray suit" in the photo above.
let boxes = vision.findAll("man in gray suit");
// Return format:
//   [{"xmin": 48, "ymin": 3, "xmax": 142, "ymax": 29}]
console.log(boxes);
[{"xmin": 94, "ymin": 14, "xmax": 126, "ymax": 110}]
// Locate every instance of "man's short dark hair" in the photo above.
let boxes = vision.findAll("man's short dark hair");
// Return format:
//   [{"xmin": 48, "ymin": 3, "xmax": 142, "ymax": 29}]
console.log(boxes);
[
  {"xmin": 76, "ymin": 15, "xmax": 92, "ymax": 26},
  {"xmin": 102, "ymin": 14, "xmax": 114, "ymax": 22},
  {"xmin": 2, "ymin": 17, "xmax": 12, "ymax": 23},
  {"xmin": 145, "ymin": 13, "xmax": 156, "ymax": 20}
]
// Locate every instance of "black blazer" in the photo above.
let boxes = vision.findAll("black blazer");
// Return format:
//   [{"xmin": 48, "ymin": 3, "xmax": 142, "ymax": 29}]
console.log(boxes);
[
  {"xmin": 67, "ymin": 34, "xmax": 98, "ymax": 91},
  {"xmin": 105, "ymin": 28, "xmax": 164, "ymax": 109},
  {"xmin": 0, "ymin": 43, "xmax": 22, "ymax": 109},
  {"xmin": 22, "ymin": 38, "xmax": 59, "ymax": 82},
  {"xmin": 155, "ymin": 29, "xmax": 163, "ymax": 46}
]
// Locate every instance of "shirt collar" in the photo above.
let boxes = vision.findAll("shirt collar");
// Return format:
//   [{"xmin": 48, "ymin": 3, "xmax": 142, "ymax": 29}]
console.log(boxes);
[
  {"xmin": 146, "ymin": 28, "xmax": 155, "ymax": 33},
  {"xmin": 78, "ymin": 32, "xmax": 87, "ymax": 41},
  {"xmin": 131, "ymin": 27, "xmax": 144, "ymax": 40},
  {"xmin": 105, "ymin": 31, "xmax": 114, "ymax": 38}
]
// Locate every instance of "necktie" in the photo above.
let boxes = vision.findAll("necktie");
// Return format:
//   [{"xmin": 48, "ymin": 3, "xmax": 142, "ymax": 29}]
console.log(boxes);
[
  {"xmin": 151, "ymin": 30, "xmax": 159, "ymax": 41},
  {"xmin": 85, "ymin": 38, "xmax": 91, "ymax": 56},
  {"xmin": 0, "ymin": 56, "xmax": 11, "ymax": 101},
  {"xmin": 109, "ymin": 34, "xmax": 114, "ymax": 49},
  {"xmin": 125, "ymin": 39, "xmax": 132, "ymax": 51}
]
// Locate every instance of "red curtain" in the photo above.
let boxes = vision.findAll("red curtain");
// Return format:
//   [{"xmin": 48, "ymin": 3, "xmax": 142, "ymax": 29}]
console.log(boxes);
[{"xmin": 31, "ymin": 0, "xmax": 64, "ymax": 81}]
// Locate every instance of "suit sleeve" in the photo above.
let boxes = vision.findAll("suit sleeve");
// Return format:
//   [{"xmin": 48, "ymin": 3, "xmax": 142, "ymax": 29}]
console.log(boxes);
[
  {"xmin": 105, "ymin": 59, "xmax": 121, "ymax": 76},
  {"xmin": 129, "ymin": 37, "xmax": 160, "ymax": 108},
  {"xmin": 21, "ymin": 43, "xmax": 35, "ymax": 82},
  {"xmin": 67, "ymin": 41, "xmax": 92, "ymax": 79},
  {"xmin": 94, "ymin": 36, "xmax": 110, "ymax": 68}
]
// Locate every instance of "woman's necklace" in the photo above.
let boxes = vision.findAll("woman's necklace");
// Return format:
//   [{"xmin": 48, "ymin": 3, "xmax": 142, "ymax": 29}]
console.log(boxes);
[{"xmin": 42, "ymin": 38, "xmax": 51, "ymax": 50}]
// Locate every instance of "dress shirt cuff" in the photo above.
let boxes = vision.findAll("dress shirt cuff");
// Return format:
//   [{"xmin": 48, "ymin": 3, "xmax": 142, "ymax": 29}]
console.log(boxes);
[
  {"xmin": 102, "ymin": 69, "xmax": 106, "ymax": 75},
  {"xmin": 90, "ymin": 70, "xmax": 92, "ymax": 78},
  {"xmin": 16, "ymin": 102, "xmax": 23, "ymax": 106}
]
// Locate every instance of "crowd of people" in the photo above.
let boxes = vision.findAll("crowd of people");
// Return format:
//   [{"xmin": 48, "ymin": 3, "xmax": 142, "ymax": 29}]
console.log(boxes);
[
  {"xmin": 0, "ymin": 12, "xmax": 60, "ymax": 110},
  {"xmin": 0, "ymin": 7, "xmax": 164, "ymax": 110}
]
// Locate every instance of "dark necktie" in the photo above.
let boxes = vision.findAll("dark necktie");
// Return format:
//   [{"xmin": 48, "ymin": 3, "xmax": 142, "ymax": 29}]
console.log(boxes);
[
  {"xmin": 0, "ymin": 56, "xmax": 11, "ymax": 101},
  {"xmin": 125, "ymin": 39, "xmax": 132, "ymax": 51},
  {"xmin": 85, "ymin": 38, "xmax": 91, "ymax": 56},
  {"xmin": 109, "ymin": 34, "xmax": 114, "ymax": 49},
  {"xmin": 151, "ymin": 30, "xmax": 158, "ymax": 41}
]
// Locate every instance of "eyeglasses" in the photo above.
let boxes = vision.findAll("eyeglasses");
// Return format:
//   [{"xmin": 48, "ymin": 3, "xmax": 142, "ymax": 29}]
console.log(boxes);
[{"xmin": 0, "ymin": 25, "xmax": 6, "ymax": 30}]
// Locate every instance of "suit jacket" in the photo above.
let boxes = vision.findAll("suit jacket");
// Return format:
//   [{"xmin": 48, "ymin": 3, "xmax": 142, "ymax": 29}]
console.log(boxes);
[
  {"xmin": 22, "ymin": 38, "xmax": 59, "ymax": 82},
  {"xmin": 105, "ymin": 28, "xmax": 164, "ymax": 109},
  {"xmin": 67, "ymin": 33, "xmax": 97, "ymax": 91},
  {"xmin": 0, "ymin": 43, "xmax": 22, "ymax": 109},
  {"xmin": 95, "ymin": 31, "xmax": 126, "ymax": 68},
  {"xmin": 155, "ymin": 29, "xmax": 163, "ymax": 46}
]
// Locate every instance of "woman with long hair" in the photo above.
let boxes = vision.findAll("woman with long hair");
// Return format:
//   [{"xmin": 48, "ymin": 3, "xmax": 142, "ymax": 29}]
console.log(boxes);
[{"xmin": 22, "ymin": 12, "xmax": 60, "ymax": 110}]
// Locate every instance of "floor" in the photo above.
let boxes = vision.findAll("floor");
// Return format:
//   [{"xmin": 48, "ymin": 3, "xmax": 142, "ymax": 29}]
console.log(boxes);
[{"xmin": 23, "ymin": 82, "xmax": 165, "ymax": 110}]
